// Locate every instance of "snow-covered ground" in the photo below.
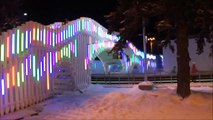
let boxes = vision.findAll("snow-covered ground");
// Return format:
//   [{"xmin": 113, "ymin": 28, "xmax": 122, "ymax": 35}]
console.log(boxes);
[{"xmin": 1, "ymin": 82, "xmax": 213, "ymax": 120}]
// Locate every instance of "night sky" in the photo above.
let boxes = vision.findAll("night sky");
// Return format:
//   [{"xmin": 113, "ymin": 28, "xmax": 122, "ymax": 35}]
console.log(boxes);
[{"xmin": 23, "ymin": 0, "xmax": 118, "ymax": 28}]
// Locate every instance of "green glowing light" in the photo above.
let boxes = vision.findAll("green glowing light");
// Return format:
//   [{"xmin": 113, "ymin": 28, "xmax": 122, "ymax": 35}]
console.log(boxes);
[
  {"xmin": 52, "ymin": 32, "xmax": 55, "ymax": 47},
  {"xmin": 1, "ymin": 44, "xmax": 4, "ymax": 61},
  {"xmin": 33, "ymin": 55, "xmax": 36, "ymax": 77},
  {"xmin": 75, "ymin": 40, "xmax": 77, "ymax": 57},
  {"xmin": 68, "ymin": 44, "xmax": 71, "ymax": 58}
]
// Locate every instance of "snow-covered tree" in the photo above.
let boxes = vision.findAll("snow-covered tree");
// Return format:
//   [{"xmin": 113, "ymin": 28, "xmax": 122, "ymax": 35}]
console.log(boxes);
[{"xmin": 105, "ymin": 0, "xmax": 213, "ymax": 98}]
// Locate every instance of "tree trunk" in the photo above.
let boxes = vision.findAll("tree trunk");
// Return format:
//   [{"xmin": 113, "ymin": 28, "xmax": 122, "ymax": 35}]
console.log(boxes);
[{"xmin": 176, "ymin": 18, "xmax": 191, "ymax": 98}]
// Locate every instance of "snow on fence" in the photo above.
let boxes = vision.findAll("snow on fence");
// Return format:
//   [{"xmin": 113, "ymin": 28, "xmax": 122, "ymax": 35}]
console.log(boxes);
[
  {"xmin": 0, "ymin": 17, "xmax": 157, "ymax": 116},
  {"xmin": 0, "ymin": 17, "xmax": 120, "ymax": 116}
]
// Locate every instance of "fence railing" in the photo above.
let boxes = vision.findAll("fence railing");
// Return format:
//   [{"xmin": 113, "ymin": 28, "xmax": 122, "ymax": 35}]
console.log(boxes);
[{"xmin": 91, "ymin": 71, "xmax": 213, "ymax": 84}]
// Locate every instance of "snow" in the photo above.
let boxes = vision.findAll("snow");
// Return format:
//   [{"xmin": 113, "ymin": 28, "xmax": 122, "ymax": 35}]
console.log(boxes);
[{"xmin": 1, "ymin": 83, "xmax": 213, "ymax": 120}]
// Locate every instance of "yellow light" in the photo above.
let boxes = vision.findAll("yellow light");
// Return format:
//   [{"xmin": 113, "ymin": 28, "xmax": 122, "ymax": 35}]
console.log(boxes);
[
  {"xmin": 7, "ymin": 73, "xmax": 9, "ymax": 88},
  {"xmin": 12, "ymin": 66, "xmax": 15, "ymax": 86}
]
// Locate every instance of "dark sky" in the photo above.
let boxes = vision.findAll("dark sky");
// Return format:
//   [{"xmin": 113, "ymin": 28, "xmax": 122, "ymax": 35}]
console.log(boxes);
[{"xmin": 23, "ymin": 0, "xmax": 118, "ymax": 28}]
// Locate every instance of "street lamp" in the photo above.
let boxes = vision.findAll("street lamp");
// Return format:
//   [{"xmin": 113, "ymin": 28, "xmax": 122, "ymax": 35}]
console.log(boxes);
[{"xmin": 148, "ymin": 37, "xmax": 155, "ymax": 53}]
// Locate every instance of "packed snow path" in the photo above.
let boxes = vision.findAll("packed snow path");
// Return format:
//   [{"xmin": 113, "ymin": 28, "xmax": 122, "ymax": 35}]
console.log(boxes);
[{"xmin": 1, "ymin": 83, "xmax": 212, "ymax": 120}]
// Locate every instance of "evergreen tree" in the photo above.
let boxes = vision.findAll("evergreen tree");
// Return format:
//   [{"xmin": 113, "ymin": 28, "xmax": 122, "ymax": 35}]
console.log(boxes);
[{"xmin": 105, "ymin": 0, "xmax": 213, "ymax": 98}]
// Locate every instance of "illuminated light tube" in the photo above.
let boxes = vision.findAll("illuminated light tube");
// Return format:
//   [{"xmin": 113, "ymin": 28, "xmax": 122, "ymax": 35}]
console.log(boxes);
[
  {"xmin": 49, "ymin": 52, "xmax": 52, "ymax": 73},
  {"xmin": 43, "ymin": 56, "xmax": 46, "ymax": 71},
  {"xmin": 55, "ymin": 51, "xmax": 58, "ymax": 63},
  {"xmin": 25, "ymin": 31, "xmax": 28, "ymax": 49},
  {"xmin": 17, "ymin": 71, "xmax": 20, "ymax": 87},
  {"xmin": 25, "ymin": 58, "xmax": 28, "ymax": 75},
  {"xmin": 64, "ymin": 47, "xmax": 66, "ymax": 57},
  {"xmin": 55, "ymin": 34, "xmax": 58, "ymax": 45},
  {"xmin": 1, "ymin": 78, "xmax": 5, "ymax": 95},
  {"xmin": 37, "ymin": 68, "xmax": 40, "ymax": 81},
  {"xmin": 40, "ymin": 61, "xmax": 43, "ymax": 77},
  {"xmin": 29, "ymin": 31, "xmax": 32, "ymax": 44},
  {"xmin": 21, "ymin": 63, "xmax": 24, "ymax": 82},
  {"xmin": 61, "ymin": 49, "xmax": 63, "ymax": 59},
  {"xmin": 65, "ymin": 46, "xmax": 68, "ymax": 57},
  {"xmin": 21, "ymin": 33, "xmax": 24, "ymax": 52},
  {"xmin": 70, "ymin": 25, "xmax": 73, "ymax": 37},
  {"xmin": 58, "ymin": 51, "xmax": 61, "ymax": 61},
  {"xmin": 58, "ymin": 33, "xmax": 60, "ymax": 44},
  {"xmin": 37, "ymin": 28, "xmax": 39, "ymax": 41},
  {"xmin": 68, "ymin": 43, "xmax": 71, "ymax": 58},
  {"xmin": 60, "ymin": 32, "xmax": 63, "ymax": 42},
  {"xmin": 46, "ymin": 52, "xmax": 50, "ymax": 90},
  {"xmin": 16, "ymin": 29, "xmax": 20, "ymax": 54},
  {"xmin": 12, "ymin": 66, "xmax": 15, "ymax": 86},
  {"xmin": 66, "ymin": 29, "xmax": 68, "ymax": 39},
  {"xmin": 33, "ymin": 55, "xmax": 36, "ymax": 77},
  {"xmin": 12, "ymin": 34, "xmax": 15, "ymax": 54},
  {"xmin": 50, "ymin": 31, "xmax": 52, "ymax": 46},
  {"xmin": 6, "ymin": 73, "xmax": 9, "ymax": 88},
  {"xmin": 63, "ymin": 30, "xmax": 65, "ymax": 41},
  {"xmin": 68, "ymin": 25, "xmax": 71, "ymax": 37},
  {"xmin": 30, "ymin": 54, "xmax": 32, "ymax": 69},
  {"xmin": 74, "ymin": 39, "xmax": 77, "ymax": 57},
  {"xmin": 43, "ymin": 28, "xmax": 46, "ymax": 45},
  {"xmin": 52, "ymin": 52, "xmax": 55, "ymax": 66},
  {"xmin": 33, "ymin": 28, "xmax": 36, "ymax": 41},
  {"xmin": 52, "ymin": 32, "xmax": 55, "ymax": 47},
  {"xmin": 47, "ymin": 30, "xmax": 49, "ymax": 46},
  {"xmin": 1, "ymin": 44, "xmax": 4, "ymax": 61},
  {"xmin": 6, "ymin": 37, "xmax": 10, "ymax": 58},
  {"xmin": 40, "ymin": 29, "xmax": 43, "ymax": 42},
  {"xmin": 84, "ymin": 59, "xmax": 87, "ymax": 70}
]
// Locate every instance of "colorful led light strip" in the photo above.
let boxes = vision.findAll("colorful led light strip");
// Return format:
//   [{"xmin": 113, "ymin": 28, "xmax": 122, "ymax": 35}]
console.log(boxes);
[
  {"xmin": 33, "ymin": 55, "xmax": 36, "ymax": 77},
  {"xmin": 46, "ymin": 52, "xmax": 50, "ymax": 90},
  {"xmin": 30, "ymin": 54, "xmax": 32, "ymax": 69},
  {"xmin": 7, "ymin": 73, "xmax": 9, "ymax": 88},
  {"xmin": 29, "ymin": 31, "xmax": 32, "ymax": 44},
  {"xmin": 37, "ymin": 68, "xmax": 39, "ymax": 81},
  {"xmin": 43, "ymin": 56, "xmax": 46, "ymax": 71},
  {"xmin": 21, "ymin": 63, "xmax": 24, "ymax": 82},
  {"xmin": 25, "ymin": 58, "xmax": 28, "ymax": 75},
  {"xmin": 17, "ymin": 71, "xmax": 20, "ymax": 87},
  {"xmin": 33, "ymin": 28, "xmax": 36, "ymax": 41},
  {"xmin": 1, "ymin": 44, "xmax": 4, "ymax": 61},
  {"xmin": 43, "ymin": 28, "xmax": 46, "ymax": 45},
  {"xmin": 55, "ymin": 52, "xmax": 58, "ymax": 63},
  {"xmin": 1, "ymin": 78, "xmax": 5, "ymax": 95},
  {"xmin": 25, "ymin": 31, "xmax": 28, "ymax": 49},
  {"xmin": 37, "ymin": 28, "xmax": 39, "ymax": 41},
  {"xmin": 21, "ymin": 32, "xmax": 24, "ymax": 52},
  {"xmin": 12, "ymin": 34, "xmax": 15, "ymax": 54},
  {"xmin": 84, "ymin": 59, "xmax": 87, "ymax": 70},
  {"xmin": 17, "ymin": 29, "xmax": 20, "ymax": 54},
  {"xmin": 50, "ymin": 52, "xmax": 52, "ymax": 73},
  {"xmin": 75, "ymin": 39, "xmax": 77, "ymax": 57},
  {"xmin": 6, "ymin": 37, "xmax": 10, "ymax": 58},
  {"xmin": 12, "ymin": 66, "xmax": 15, "ymax": 86},
  {"xmin": 40, "ymin": 61, "xmax": 43, "ymax": 77}
]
